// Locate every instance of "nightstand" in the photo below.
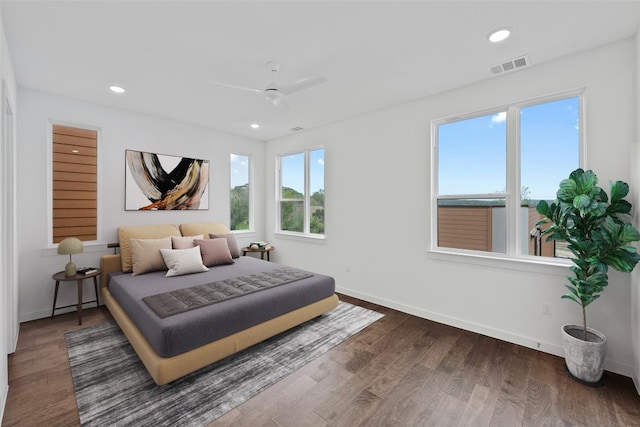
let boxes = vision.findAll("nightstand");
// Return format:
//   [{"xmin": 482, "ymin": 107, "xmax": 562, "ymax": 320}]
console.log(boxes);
[
  {"xmin": 241, "ymin": 246, "xmax": 275, "ymax": 261},
  {"xmin": 51, "ymin": 269, "xmax": 100, "ymax": 325}
]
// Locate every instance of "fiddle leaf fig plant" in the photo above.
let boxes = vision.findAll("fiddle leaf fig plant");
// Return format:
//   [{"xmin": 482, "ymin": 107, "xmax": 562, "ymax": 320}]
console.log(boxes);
[{"xmin": 536, "ymin": 168, "xmax": 640, "ymax": 340}]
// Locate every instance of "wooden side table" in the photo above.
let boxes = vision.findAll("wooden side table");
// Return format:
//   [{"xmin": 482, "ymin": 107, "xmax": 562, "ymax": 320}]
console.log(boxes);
[
  {"xmin": 51, "ymin": 269, "xmax": 100, "ymax": 325},
  {"xmin": 241, "ymin": 246, "xmax": 275, "ymax": 261}
]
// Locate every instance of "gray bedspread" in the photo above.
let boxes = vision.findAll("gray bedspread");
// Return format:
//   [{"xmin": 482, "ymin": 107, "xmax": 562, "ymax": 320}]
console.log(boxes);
[{"xmin": 108, "ymin": 257, "xmax": 335, "ymax": 358}]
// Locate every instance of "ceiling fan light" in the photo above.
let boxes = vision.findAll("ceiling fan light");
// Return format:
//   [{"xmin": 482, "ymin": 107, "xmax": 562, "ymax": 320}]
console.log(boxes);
[{"xmin": 265, "ymin": 89, "xmax": 283, "ymax": 103}]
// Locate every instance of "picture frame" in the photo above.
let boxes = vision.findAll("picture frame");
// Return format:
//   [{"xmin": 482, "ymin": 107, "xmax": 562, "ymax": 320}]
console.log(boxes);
[{"xmin": 125, "ymin": 149, "xmax": 209, "ymax": 211}]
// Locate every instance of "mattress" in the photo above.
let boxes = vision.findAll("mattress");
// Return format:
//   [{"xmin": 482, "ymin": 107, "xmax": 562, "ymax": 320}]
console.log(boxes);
[{"xmin": 108, "ymin": 256, "xmax": 335, "ymax": 357}]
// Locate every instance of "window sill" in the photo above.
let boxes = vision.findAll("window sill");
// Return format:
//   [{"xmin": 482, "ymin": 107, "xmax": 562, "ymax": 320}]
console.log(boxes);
[
  {"xmin": 274, "ymin": 231, "xmax": 326, "ymax": 244},
  {"xmin": 42, "ymin": 241, "xmax": 109, "ymax": 256},
  {"xmin": 231, "ymin": 229, "xmax": 256, "ymax": 236},
  {"xmin": 427, "ymin": 248, "xmax": 572, "ymax": 275}
]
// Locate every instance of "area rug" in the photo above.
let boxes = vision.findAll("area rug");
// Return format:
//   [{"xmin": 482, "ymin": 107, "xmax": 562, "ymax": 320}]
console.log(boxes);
[{"xmin": 65, "ymin": 301, "xmax": 383, "ymax": 426}]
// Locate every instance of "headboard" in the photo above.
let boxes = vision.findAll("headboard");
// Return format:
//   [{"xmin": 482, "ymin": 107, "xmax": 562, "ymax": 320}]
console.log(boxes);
[{"xmin": 99, "ymin": 221, "xmax": 230, "ymax": 290}]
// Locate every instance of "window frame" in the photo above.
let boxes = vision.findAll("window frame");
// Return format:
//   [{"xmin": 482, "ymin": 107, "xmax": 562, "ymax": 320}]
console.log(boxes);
[
  {"xmin": 431, "ymin": 89, "xmax": 585, "ymax": 261},
  {"xmin": 229, "ymin": 152, "xmax": 253, "ymax": 233},
  {"xmin": 276, "ymin": 146, "xmax": 325, "ymax": 239},
  {"xmin": 47, "ymin": 121, "xmax": 101, "ymax": 247}
]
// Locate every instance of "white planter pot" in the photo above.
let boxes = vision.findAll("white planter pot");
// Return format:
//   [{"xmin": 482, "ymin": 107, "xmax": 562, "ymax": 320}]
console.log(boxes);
[{"xmin": 562, "ymin": 324, "xmax": 607, "ymax": 384}]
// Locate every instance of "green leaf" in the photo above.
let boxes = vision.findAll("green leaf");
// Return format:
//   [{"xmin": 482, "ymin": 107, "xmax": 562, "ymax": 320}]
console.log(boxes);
[
  {"xmin": 573, "ymin": 194, "xmax": 591, "ymax": 211},
  {"xmin": 536, "ymin": 200, "xmax": 549, "ymax": 216},
  {"xmin": 610, "ymin": 180, "xmax": 629, "ymax": 203},
  {"xmin": 557, "ymin": 179, "xmax": 577, "ymax": 201}
]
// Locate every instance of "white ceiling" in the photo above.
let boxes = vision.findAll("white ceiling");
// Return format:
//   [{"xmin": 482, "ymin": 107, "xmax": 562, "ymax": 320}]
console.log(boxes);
[{"xmin": 2, "ymin": 1, "xmax": 640, "ymax": 141}]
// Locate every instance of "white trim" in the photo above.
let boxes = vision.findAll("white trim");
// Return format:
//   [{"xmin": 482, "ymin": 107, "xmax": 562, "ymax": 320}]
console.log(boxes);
[
  {"xmin": 1, "ymin": 79, "xmax": 18, "ymax": 353},
  {"xmin": 229, "ymin": 152, "xmax": 254, "ymax": 232},
  {"xmin": 275, "ymin": 145, "xmax": 325, "ymax": 238},
  {"xmin": 431, "ymin": 88, "xmax": 585, "ymax": 262},
  {"xmin": 47, "ymin": 120, "xmax": 102, "ymax": 248},
  {"xmin": 0, "ymin": 384, "xmax": 7, "ymax": 425}
]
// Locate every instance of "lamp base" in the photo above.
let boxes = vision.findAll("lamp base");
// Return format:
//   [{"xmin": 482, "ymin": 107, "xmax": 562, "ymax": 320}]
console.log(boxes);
[{"xmin": 65, "ymin": 261, "xmax": 77, "ymax": 276}]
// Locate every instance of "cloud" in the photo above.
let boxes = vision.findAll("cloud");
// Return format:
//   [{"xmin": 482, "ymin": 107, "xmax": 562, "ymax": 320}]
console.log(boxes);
[
  {"xmin": 317, "ymin": 158, "xmax": 324, "ymax": 166},
  {"xmin": 491, "ymin": 112, "xmax": 507, "ymax": 124}
]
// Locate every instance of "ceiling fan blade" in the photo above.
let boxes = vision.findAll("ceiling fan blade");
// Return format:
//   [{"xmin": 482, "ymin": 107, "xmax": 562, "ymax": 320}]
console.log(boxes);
[
  {"xmin": 274, "ymin": 98, "xmax": 290, "ymax": 114},
  {"xmin": 279, "ymin": 75, "xmax": 327, "ymax": 96},
  {"xmin": 205, "ymin": 79, "xmax": 262, "ymax": 94}
]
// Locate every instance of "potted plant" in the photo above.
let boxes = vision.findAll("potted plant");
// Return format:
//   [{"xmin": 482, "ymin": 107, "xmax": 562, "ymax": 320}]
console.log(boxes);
[{"xmin": 536, "ymin": 168, "xmax": 640, "ymax": 384}]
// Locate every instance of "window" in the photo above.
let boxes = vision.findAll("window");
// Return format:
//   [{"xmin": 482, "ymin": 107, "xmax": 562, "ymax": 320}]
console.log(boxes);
[
  {"xmin": 278, "ymin": 147, "xmax": 325, "ymax": 236},
  {"xmin": 230, "ymin": 153, "xmax": 251, "ymax": 231},
  {"xmin": 433, "ymin": 92, "xmax": 582, "ymax": 258},
  {"xmin": 52, "ymin": 124, "xmax": 97, "ymax": 243}
]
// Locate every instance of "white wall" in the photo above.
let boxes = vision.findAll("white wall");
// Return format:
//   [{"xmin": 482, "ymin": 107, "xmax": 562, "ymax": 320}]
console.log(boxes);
[
  {"xmin": 0, "ymin": 2, "xmax": 18, "ymax": 422},
  {"xmin": 632, "ymin": 30, "xmax": 640, "ymax": 393},
  {"xmin": 265, "ymin": 38, "xmax": 639, "ymax": 377},
  {"xmin": 16, "ymin": 88, "xmax": 265, "ymax": 322}
]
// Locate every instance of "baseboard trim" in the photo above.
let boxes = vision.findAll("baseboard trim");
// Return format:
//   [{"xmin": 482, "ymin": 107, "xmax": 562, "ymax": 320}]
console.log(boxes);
[
  {"xmin": 336, "ymin": 286, "xmax": 634, "ymax": 378},
  {"xmin": 20, "ymin": 302, "xmax": 105, "ymax": 323},
  {"xmin": 0, "ymin": 383, "xmax": 7, "ymax": 425}
]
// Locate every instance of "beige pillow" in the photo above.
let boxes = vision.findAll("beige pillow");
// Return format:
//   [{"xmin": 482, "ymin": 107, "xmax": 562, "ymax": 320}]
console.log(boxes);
[
  {"xmin": 118, "ymin": 224, "xmax": 181, "ymax": 273},
  {"xmin": 160, "ymin": 246, "xmax": 209, "ymax": 277},
  {"xmin": 171, "ymin": 234, "xmax": 203, "ymax": 249},
  {"xmin": 130, "ymin": 237, "xmax": 172, "ymax": 276},
  {"xmin": 195, "ymin": 239, "xmax": 234, "ymax": 267},
  {"xmin": 209, "ymin": 233, "xmax": 240, "ymax": 258},
  {"xmin": 179, "ymin": 222, "xmax": 229, "ymax": 238}
]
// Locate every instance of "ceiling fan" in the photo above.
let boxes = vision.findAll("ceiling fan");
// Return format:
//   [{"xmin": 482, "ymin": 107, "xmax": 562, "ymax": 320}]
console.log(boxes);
[{"xmin": 206, "ymin": 62, "xmax": 327, "ymax": 110}]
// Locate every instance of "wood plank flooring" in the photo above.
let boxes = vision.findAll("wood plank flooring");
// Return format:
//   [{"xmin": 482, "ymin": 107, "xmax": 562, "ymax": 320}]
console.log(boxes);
[{"xmin": 3, "ymin": 294, "xmax": 640, "ymax": 426}]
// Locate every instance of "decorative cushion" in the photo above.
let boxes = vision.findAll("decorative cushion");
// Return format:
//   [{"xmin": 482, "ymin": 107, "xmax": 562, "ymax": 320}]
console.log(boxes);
[
  {"xmin": 118, "ymin": 224, "xmax": 181, "ymax": 273},
  {"xmin": 160, "ymin": 246, "xmax": 209, "ymax": 277},
  {"xmin": 209, "ymin": 233, "xmax": 240, "ymax": 258},
  {"xmin": 195, "ymin": 238, "xmax": 234, "ymax": 267},
  {"xmin": 179, "ymin": 222, "xmax": 229, "ymax": 238},
  {"xmin": 130, "ymin": 237, "xmax": 172, "ymax": 276},
  {"xmin": 171, "ymin": 234, "xmax": 203, "ymax": 249}
]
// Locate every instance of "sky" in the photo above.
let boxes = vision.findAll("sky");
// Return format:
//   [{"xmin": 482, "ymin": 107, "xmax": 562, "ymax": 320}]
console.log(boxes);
[
  {"xmin": 230, "ymin": 153, "xmax": 249, "ymax": 188},
  {"xmin": 280, "ymin": 149, "xmax": 325, "ymax": 195},
  {"xmin": 231, "ymin": 150, "xmax": 325, "ymax": 195},
  {"xmin": 438, "ymin": 96, "xmax": 579, "ymax": 201}
]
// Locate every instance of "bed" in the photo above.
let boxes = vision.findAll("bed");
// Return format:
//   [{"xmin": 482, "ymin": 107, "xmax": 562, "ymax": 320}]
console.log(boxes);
[{"xmin": 99, "ymin": 222, "xmax": 339, "ymax": 385}]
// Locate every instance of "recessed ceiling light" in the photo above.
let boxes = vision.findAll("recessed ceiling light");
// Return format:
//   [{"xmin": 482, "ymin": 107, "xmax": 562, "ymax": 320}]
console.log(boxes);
[
  {"xmin": 250, "ymin": 123, "xmax": 260, "ymax": 129},
  {"xmin": 109, "ymin": 85, "xmax": 126, "ymax": 94},
  {"xmin": 488, "ymin": 27, "xmax": 511, "ymax": 43}
]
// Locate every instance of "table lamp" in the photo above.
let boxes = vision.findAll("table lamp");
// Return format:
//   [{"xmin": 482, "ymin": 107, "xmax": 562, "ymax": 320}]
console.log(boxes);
[{"xmin": 57, "ymin": 237, "xmax": 84, "ymax": 276}]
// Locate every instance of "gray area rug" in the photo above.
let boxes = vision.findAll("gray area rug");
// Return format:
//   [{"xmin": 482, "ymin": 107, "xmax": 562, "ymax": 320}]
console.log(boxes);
[{"xmin": 65, "ymin": 301, "xmax": 383, "ymax": 426}]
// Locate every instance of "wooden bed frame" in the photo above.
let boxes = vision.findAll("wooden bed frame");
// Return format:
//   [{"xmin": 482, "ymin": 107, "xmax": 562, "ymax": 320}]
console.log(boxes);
[
  {"xmin": 99, "ymin": 225, "xmax": 339, "ymax": 385},
  {"xmin": 100, "ymin": 254, "xmax": 339, "ymax": 385}
]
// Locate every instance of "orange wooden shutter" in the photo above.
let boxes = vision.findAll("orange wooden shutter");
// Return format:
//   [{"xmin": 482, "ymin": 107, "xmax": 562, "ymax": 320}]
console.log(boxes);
[{"xmin": 52, "ymin": 125, "xmax": 97, "ymax": 243}]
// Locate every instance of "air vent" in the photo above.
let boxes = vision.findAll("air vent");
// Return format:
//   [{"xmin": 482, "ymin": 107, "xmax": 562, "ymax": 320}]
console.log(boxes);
[
  {"xmin": 490, "ymin": 55, "xmax": 530, "ymax": 75},
  {"xmin": 290, "ymin": 126, "xmax": 304, "ymax": 132}
]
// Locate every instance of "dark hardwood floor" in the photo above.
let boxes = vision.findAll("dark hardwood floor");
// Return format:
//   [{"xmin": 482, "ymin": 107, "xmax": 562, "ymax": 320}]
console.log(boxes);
[{"xmin": 3, "ymin": 294, "xmax": 640, "ymax": 426}]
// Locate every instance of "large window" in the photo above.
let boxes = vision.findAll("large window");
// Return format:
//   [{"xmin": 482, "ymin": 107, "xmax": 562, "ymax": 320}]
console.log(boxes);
[
  {"xmin": 278, "ymin": 147, "xmax": 325, "ymax": 236},
  {"xmin": 230, "ymin": 153, "xmax": 251, "ymax": 231},
  {"xmin": 433, "ymin": 92, "xmax": 582, "ymax": 258}
]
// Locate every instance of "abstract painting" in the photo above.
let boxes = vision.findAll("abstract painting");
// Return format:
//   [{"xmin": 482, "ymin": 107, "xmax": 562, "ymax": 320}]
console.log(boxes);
[{"xmin": 125, "ymin": 150, "xmax": 209, "ymax": 210}]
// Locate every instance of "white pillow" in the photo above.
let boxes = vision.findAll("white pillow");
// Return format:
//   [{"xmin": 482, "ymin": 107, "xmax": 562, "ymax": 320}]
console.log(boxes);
[{"xmin": 160, "ymin": 246, "xmax": 209, "ymax": 277}]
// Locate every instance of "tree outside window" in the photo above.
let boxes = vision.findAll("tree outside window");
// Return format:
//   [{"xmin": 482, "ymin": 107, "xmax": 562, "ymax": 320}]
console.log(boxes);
[
  {"xmin": 279, "ymin": 148, "xmax": 325, "ymax": 236},
  {"xmin": 230, "ymin": 154, "xmax": 250, "ymax": 231}
]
